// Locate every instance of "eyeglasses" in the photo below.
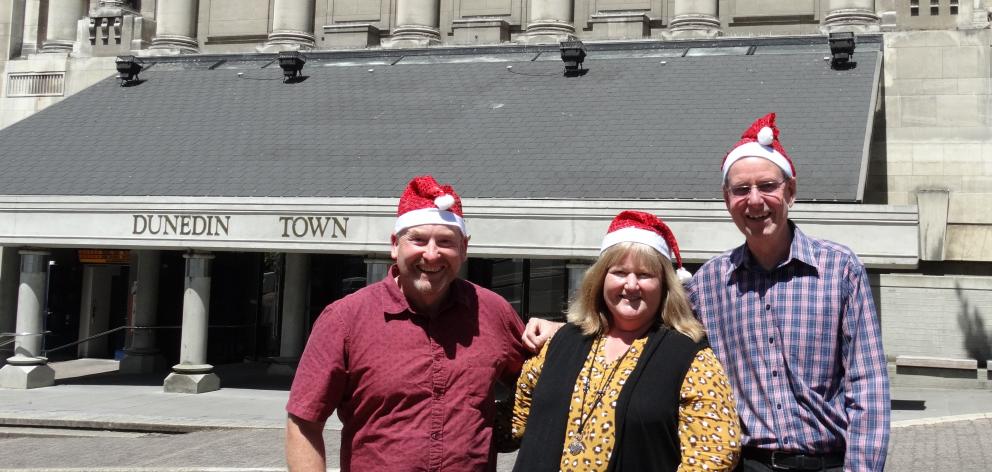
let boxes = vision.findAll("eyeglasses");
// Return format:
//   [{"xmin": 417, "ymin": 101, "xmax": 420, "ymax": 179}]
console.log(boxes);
[{"xmin": 727, "ymin": 179, "xmax": 786, "ymax": 197}]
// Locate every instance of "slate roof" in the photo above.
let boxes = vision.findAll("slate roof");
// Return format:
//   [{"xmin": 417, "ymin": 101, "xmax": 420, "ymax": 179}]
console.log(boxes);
[{"xmin": 0, "ymin": 36, "xmax": 881, "ymax": 201}]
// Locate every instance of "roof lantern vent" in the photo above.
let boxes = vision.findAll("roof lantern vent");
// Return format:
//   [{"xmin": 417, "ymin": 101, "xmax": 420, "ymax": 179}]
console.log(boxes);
[
  {"xmin": 560, "ymin": 40, "xmax": 587, "ymax": 77},
  {"xmin": 828, "ymin": 32, "xmax": 856, "ymax": 70},
  {"xmin": 278, "ymin": 51, "xmax": 306, "ymax": 83},
  {"xmin": 115, "ymin": 55, "xmax": 143, "ymax": 86}
]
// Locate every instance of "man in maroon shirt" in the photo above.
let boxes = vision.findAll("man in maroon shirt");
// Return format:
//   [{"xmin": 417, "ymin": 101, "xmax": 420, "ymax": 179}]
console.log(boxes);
[{"xmin": 286, "ymin": 175, "xmax": 529, "ymax": 472}]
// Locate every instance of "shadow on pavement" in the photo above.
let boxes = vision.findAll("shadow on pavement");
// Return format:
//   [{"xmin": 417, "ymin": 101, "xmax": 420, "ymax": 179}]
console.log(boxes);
[{"xmin": 891, "ymin": 399, "xmax": 926, "ymax": 411}]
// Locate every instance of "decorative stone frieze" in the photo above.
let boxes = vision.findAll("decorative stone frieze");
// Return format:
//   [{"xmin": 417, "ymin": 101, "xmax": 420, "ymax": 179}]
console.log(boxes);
[{"xmin": 82, "ymin": 1, "xmax": 153, "ymax": 56}]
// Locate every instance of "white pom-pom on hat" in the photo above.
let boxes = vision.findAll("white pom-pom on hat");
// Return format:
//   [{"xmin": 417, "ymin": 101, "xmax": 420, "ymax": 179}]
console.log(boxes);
[
  {"xmin": 434, "ymin": 194, "xmax": 455, "ymax": 211},
  {"xmin": 757, "ymin": 126, "xmax": 774, "ymax": 146},
  {"xmin": 676, "ymin": 267, "xmax": 692, "ymax": 284}
]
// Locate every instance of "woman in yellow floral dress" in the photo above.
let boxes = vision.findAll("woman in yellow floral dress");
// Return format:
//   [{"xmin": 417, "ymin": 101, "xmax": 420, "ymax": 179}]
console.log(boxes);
[{"xmin": 511, "ymin": 210, "xmax": 740, "ymax": 472}]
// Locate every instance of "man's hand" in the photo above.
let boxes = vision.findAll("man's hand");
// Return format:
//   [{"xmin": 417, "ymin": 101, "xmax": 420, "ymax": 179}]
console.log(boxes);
[
  {"xmin": 522, "ymin": 318, "xmax": 564, "ymax": 353},
  {"xmin": 286, "ymin": 414, "xmax": 327, "ymax": 471}
]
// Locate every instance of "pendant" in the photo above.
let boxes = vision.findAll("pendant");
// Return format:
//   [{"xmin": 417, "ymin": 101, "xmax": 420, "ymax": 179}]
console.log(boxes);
[{"xmin": 568, "ymin": 439, "xmax": 585, "ymax": 455}]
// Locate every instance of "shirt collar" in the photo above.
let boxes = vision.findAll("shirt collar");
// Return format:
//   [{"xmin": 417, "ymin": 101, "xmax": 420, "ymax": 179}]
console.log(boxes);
[
  {"xmin": 731, "ymin": 221, "xmax": 818, "ymax": 274},
  {"xmin": 381, "ymin": 264, "xmax": 470, "ymax": 317}
]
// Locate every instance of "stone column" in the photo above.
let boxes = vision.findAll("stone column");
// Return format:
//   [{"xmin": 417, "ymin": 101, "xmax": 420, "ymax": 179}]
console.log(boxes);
[
  {"xmin": 269, "ymin": 253, "xmax": 309, "ymax": 375},
  {"xmin": 149, "ymin": 0, "xmax": 199, "ymax": 53},
  {"xmin": 565, "ymin": 262, "xmax": 590, "ymax": 299},
  {"xmin": 823, "ymin": 0, "xmax": 879, "ymax": 33},
  {"xmin": 0, "ymin": 251, "xmax": 55, "ymax": 389},
  {"xmin": 262, "ymin": 0, "xmax": 316, "ymax": 51},
  {"xmin": 520, "ymin": 0, "xmax": 575, "ymax": 44},
  {"xmin": 0, "ymin": 248, "xmax": 20, "ymax": 361},
  {"xmin": 19, "ymin": 0, "xmax": 43, "ymax": 56},
  {"xmin": 164, "ymin": 252, "xmax": 219, "ymax": 394},
  {"xmin": 667, "ymin": 0, "xmax": 721, "ymax": 39},
  {"xmin": 387, "ymin": 0, "xmax": 441, "ymax": 47},
  {"xmin": 40, "ymin": 0, "xmax": 88, "ymax": 53},
  {"xmin": 121, "ymin": 250, "xmax": 166, "ymax": 374},
  {"xmin": 77, "ymin": 265, "xmax": 113, "ymax": 358},
  {"xmin": 365, "ymin": 257, "xmax": 392, "ymax": 285}
]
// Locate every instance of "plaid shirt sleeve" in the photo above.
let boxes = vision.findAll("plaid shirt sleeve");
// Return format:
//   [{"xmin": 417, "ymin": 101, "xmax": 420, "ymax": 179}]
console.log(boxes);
[{"xmin": 841, "ymin": 259, "xmax": 890, "ymax": 472}]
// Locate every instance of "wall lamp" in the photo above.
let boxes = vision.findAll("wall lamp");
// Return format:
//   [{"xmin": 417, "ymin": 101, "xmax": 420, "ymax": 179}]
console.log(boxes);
[
  {"xmin": 278, "ymin": 51, "xmax": 306, "ymax": 83},
  {"xmin": 828, "ymin": 32, "xmax": 856, "ymax": 69},
  {"xmin": 115, "ymin": 55, "xmax": 142, "ymax": 86},
  {"xmin": 560, "ymin": 40, "xmax": 587, "ymax": 77}
]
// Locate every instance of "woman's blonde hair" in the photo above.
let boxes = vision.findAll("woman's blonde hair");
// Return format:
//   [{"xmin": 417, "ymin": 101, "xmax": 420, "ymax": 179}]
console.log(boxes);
[{"xmin": 566, "ymin": 242, "xmax": 704, "ymax": 342}]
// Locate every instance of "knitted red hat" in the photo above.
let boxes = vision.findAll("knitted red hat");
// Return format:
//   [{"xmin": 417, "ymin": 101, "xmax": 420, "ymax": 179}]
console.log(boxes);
[
  {"xmin": 394, "ymin": 175, "xmax": 467, "ymax": 235},
  {"xmin": 721, "ymin": 112, "xmax": 795, "ymax": 180},
  {"xmin": 601, "ymin": 210, "xmax": 691, "ymax": 281}
]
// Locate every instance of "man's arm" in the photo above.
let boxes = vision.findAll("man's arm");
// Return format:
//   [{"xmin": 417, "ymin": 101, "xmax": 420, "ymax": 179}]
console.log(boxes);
[
  {"xmin": 521, "ymin": 317, "xmax": 563, "ymax": 353},
  {"xmin": 286, "ymin": 414, "xmax": 327, "ymax": 471},
  {"xmin": 841, "ymin": 262, "xmax": 890, "ymax": 472}
]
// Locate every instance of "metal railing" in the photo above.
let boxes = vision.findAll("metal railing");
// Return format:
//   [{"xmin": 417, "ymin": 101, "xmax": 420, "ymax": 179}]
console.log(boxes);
[
  {"xmin": 0, "ymin": 330, "xmax": 50, "ymax": 349},
  {"xmin": 40, "ymin": 324, "xmax": 255, "ymax": 355}
]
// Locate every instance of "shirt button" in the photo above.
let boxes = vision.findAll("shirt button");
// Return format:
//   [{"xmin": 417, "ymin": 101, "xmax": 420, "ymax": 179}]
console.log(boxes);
[
  {"xmin": 431, "ymin": 432, "xmax": 440, "ymax": 440},
  {"xmin": 777, "ymin": 404, "xmax": 782, "ymax": 410},
  {"xmin": 765, "ymin": 304, "xmax": 771, "ymax": 310},
  {"xmin": 772, "ymin": 370, "xmax": 778, "ymax": 377},
  {"xmin": 769, "ymin": 337, "xmax": 774, "ymax": 344},
  {"xmin": 784, "ymin": 437, "xmax": 791, "ymax": 444}
]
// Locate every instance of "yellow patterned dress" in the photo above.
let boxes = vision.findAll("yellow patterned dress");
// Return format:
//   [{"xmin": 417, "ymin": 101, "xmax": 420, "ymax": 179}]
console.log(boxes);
[{"xmin": 511, "ymin": 336, "xmax": 740, "ymax": 472}]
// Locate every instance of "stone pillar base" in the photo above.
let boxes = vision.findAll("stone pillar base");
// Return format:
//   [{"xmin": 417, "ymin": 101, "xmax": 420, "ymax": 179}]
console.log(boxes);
[
  {"xmin": 0, "ymin": 363, "xmax": 55, "ymax": 389},
  {"xmin": 259, "ymin": 31, "xmax": 316, "ymax": 52},
  {"xmin": 40, "ymin": 39, "xmax": 75, "ymax": 53},
  {"xmin": 665, "ymin": 15, "xmax": 722, "ymax": 39},
  {"xmin": 518, "ymin": 21, "xmax": 576, "ymax": 45},
  {"xmin": 383, "ymin": 25, "xmax": 441, "ymax": 48},
  {"xmin": 589, "ymin": 13, "xmax": 649, "ymax": 40},
  {"xmin": 119, "ymin": 351, "xmax": 168, "ymax": 374},
  {"xmin": 164, "ymin": 371, "xmax": 220, "ymax": 394},
  {"xmin": 149, "ymin": 35, "xmax": 199, "ymax": 54},
  {"xmin": 821, "ymin": 9, "xmax": 880, "ymax": 33}
]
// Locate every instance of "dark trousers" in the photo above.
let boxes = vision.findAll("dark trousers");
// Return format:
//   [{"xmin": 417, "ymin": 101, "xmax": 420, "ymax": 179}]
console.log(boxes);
[{"xmin": 736, "ymin": 457, "xmax": 844, "ymax": 472}]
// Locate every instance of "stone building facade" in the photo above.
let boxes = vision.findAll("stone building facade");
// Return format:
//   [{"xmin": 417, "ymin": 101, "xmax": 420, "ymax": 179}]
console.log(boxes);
[{"xmin": 0, "ymin": 1, "xmax": 990, "ymax": 390}]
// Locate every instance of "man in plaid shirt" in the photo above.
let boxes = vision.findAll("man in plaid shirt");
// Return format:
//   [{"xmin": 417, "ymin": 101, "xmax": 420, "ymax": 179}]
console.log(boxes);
[
  {"xmin": 687, "ymin": 113, "xmax": 889, "ymax": 472},
  {"xmin": 524, "ymin": 113, "xmax": 889, "ymax": 471}
]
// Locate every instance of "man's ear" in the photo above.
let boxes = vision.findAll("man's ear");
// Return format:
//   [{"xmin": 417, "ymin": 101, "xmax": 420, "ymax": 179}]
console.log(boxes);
[
  {"xmin": 461, "ymin": 235, "xmax": 470, "ymax": 261},
  {"xmin": 390, "ymin": 233, "xmax": 399, "ymax": 260},
  {"xmin": 785, "ymin": 178, "xmax": 797, "ymax": 207}
]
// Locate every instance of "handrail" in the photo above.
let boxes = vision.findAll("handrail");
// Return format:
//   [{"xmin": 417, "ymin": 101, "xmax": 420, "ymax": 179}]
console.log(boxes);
[
  {"xmin": 40, "ymin": 323, "xmax": 257, "ymax": 355},
  {"xmin": 1, "ymin": 331, "xmax": 52, "ymax": 349}
]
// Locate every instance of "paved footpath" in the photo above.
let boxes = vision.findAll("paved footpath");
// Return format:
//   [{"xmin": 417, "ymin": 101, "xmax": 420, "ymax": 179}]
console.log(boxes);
[{"xmin": 1, "ymin": 360, "xmax": 992, "ymax": 471}]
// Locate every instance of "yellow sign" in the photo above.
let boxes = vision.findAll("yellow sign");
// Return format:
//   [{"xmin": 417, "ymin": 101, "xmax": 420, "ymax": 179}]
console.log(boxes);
[{"xmin": 79, "ymin": 249, "xmax": 130, "ymax": 264}]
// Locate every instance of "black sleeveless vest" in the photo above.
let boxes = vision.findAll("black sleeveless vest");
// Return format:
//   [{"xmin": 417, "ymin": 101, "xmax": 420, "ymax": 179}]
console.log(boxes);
[{"xmin": 513, "ymin": 323, "xmax": 707, "ymax": 472}]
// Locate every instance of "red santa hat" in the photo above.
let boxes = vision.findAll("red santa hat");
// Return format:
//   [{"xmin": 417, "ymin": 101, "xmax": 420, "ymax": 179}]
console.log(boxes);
[
  {"xmin": 394, "ymin": 175, "xmax": 467, "ymax": 236},
  {"xmin": 600, "ymin": 210, "xmax": 692, "ymax": 282},
  {"xmin": 721, "ymin": 112, "xmax": 795, "ymax": 180}
]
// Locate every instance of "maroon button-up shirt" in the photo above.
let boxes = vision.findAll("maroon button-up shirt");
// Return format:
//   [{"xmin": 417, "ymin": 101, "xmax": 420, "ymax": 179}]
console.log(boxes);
[{"xmin": 287, "ymin": 267, "xmax": 528, "ymax": 472}]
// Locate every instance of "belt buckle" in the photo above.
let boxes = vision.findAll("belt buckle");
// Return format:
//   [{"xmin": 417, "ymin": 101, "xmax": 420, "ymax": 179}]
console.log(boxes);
[{"xmin": 770, "ymin": 451, "xmax": 823, "ymax": 471}]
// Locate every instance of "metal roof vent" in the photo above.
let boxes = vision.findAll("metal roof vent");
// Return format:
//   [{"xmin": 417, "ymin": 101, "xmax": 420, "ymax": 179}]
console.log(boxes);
[
  {"xmin": 560, "ymin": 40, "xmax": 587, "ymax": 77},
  {"xmin": 115, "ymin": 55, "xmax": 143, "ymax": 86},
  {"xmin": 828, "ymin": 32, "xmax": 856, "ymax": 70},
  {"xmin": 278, "ymin": 51, "xmax": 307, "ymax": 83}
]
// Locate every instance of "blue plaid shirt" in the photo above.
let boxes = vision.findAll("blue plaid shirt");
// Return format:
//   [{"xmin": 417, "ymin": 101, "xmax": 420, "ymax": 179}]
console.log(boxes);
[{"xmin": 687, "ymin": 222, "xmax": 889, "ymax": 472}]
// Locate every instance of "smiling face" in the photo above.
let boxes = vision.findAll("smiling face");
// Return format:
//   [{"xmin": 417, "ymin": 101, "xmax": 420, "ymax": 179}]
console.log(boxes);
[
  {"xmin": 391, "ymin": 224, "xmax": 468, "ymax": 313},
  {"xmin": 723, "ymin": 156, "xmax": 796, "ymax": 254},
  {"xmin": 602, "ymin": 251, "xmax": 663, "ymax": 334}
]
